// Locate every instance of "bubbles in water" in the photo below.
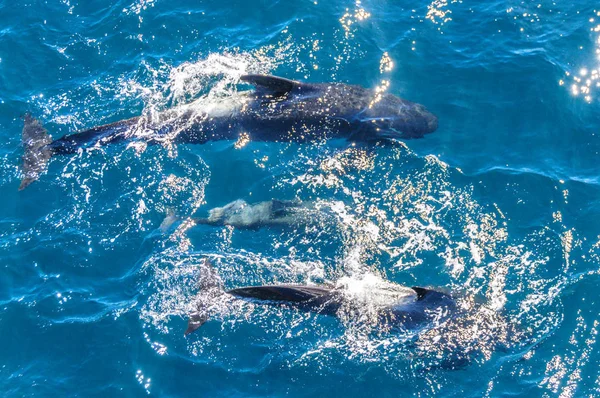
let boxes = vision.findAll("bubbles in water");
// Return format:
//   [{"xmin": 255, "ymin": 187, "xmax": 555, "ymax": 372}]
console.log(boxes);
[
  {"xmin": 123, "ymin": 0, "xmax": 156, "ymax": 15},
  {"xmin": 426, "ymin": 0, "xmax": 461, "ymax": 26}
]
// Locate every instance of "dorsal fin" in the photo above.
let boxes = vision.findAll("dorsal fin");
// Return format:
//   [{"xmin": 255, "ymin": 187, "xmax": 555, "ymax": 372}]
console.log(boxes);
[
  {"xmin": 411, "ymin": 287, "xmax": 429, "ymax": 300},
  {"xmin": 240, "ymin": 74, "xmax": 298, "ymax": 97}
]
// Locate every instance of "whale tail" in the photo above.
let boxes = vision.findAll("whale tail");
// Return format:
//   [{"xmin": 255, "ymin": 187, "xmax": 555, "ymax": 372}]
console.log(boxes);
[
  {"xmin": 20, "ymin": 114, "xmax": 53, "ymax": 190},
  {"xmin": 159, "ymin": 208, "xmax": 181, "ymax": 233},
  {"xmin": 185, "ymin": 258, "xmax": 224, "ymax": 336},
  {"xmin": 191, "ymin": 217, "xmax": 217, "ymax": 226},
  {"xmin": 159, "ymin": 209, "xmax": 216, "ymax": 233}
]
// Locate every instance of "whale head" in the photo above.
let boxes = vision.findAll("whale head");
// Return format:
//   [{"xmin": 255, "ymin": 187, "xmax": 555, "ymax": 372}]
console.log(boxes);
[
  {"xmin": 355, "ymin": 93, "xmax": 438, "ymax": 140},
  {"xmin": 379, "ymin": 287, "xmax": 457, "ymax": 330}
]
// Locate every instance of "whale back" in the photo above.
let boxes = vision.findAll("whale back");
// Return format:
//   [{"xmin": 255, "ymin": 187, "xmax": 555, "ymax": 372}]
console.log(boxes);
[
  {"xmin": 335, "ymin": 276, "xmax": 417, "ymax": 309},
  {"xmin": 382, "ymin": 287, "xmax": 457, "ymax": 329},
  {"xmin": 239, "ymin": 74, "xmax": 438, "ymax": 140},
  {"xmin": 228, "ymin": 284, "xmax": 343, "ymax": 316}
]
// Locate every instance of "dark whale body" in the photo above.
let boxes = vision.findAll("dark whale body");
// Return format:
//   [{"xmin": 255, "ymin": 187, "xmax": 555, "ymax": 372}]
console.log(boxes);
[
  {"xmin": 20, "ymin": 75, "xmax": 438, "ymax": 189},
  {"xmin": 184, "ymin": 259, "xmax": 456, "ymax": 335}
]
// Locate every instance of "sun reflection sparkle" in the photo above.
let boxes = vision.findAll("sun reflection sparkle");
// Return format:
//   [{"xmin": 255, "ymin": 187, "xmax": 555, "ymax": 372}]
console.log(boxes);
[
  {"xmin": 234, "ymin": 132, "xmax": 250, "ymax": 149},
  {"xmin": 564, "ymin": 10, "xmax": 600, "ymax": 103},
  {"xmin": 379, "ymin": 52, "xmax": 394, "ymax": 74},
  {"xmin": 339, "ymin": 1, "xmax": 371, "ymax": 38},
  {"xmin": 368, "ymin": 80, "xmax": 390, "ymax": 108},
  {"xmin": 426, "ymin": 0, "xmax": 461, "ymax": 25}
]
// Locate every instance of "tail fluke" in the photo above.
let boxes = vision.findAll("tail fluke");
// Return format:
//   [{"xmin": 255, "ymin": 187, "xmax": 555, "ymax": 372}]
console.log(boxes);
[
  {"xmin": 159, "ymin": 208, "xmax": 180, "ymax": 232},
  {"xmin": 159, "ymin": 210, "xmax": 215, "ymax": 233},
  {"xmin": 184, "ymin": 258, "xmax": 224, "ymax": 336},
  {"xmin": 191, "ymin": 217, "xmax": 216, "ymax": 226},
  {"xmin": 20, "ymin": 114, "xmax": 53, "ymax": 190}
]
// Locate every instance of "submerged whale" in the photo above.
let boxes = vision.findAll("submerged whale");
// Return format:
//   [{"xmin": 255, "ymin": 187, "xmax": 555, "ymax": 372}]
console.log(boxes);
[
  {"xmin": 193, "ymin": 199, "xmax": 310, "ymax": 229},
  {"xmin": 161, "ymin": 199, "xmax": 330, "ymax": 231},
  {"xmin": 20, "ymin": 74, "xmax": 438, "ymax": 189},
  {"xmin": 184, "ymin": 258, "xmax": 456, "ymax": 335}
]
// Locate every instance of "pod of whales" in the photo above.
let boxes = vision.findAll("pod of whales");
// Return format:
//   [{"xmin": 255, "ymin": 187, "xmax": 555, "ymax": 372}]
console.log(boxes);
[
  {"xmin": 20, "ymin": 74, "xmax": 437, "ymax": 189},
  {"xmin": 185, "ymin": 258, "xmax": 456, "ymax": 335},
  {"xmin": 18, "ymin": 70, "xmax": 515, "ymax": 367}
]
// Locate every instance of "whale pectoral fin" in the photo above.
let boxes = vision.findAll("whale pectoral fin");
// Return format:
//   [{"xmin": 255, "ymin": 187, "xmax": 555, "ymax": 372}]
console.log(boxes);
[
  {"xmin": 240, "ymin": 75, "xmax": 297, "ymax": 97},
  {"xmin": 20, "ymin": 114, "xmax": 53, "ymax": 190},
  {"xmin": 184, "ymin": 312, "xmax": 208, "ymax": 335}
]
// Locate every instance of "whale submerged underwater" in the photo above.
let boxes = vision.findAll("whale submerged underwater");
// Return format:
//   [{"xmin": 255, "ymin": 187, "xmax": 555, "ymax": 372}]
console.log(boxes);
[
  {"xmin": 159, "ymin": 199, "xmax": 337, "ymax": 232},
  {"xmin": 20, "ymin": 74, "xmax": 438, "ymax": 189},
  {"xmin": 191, "ymin": 199, "xmax": 315, "ymax": 229}
]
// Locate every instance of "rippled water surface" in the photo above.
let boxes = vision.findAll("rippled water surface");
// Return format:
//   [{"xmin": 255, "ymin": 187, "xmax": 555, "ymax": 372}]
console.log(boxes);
[{"xmin": 2, "ymin": 0, "xmax": 600, "ymax": 396}]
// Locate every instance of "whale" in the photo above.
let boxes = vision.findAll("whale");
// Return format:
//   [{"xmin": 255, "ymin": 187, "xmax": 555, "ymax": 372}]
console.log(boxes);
[
  {"xmin": 20, "ymin": 74, "xmax": 438, "ymax": 189},
  {"xmin": 192, "ymin": 199, "xmax": 309, "ymax": 229},
  {"xmin": 184, "ymin": 258, "xmax": 456, "ymax": 335},
  {"xmin": 185, "ymin": 259, "xmax": 518, "ymax": 370},
  {"xmin": 160, "ymin": 199, "xmax": 331, "ymax": 231}
]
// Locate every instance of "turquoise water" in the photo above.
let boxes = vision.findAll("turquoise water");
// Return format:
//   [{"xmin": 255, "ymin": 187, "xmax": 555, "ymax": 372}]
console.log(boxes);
[{"xmin": 2, "ymin": 0, "xmax": 600, "ymax": 396}]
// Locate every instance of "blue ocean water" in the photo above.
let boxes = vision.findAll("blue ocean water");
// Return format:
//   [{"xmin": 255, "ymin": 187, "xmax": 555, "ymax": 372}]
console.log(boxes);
[{"xmin": 1, "ymin": 0, "xmax": 600, "ymax": 396}]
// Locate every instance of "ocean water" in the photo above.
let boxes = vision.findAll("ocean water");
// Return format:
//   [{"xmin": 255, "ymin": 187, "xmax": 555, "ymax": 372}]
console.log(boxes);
[{"xmin": 1, "ymin": 0, "xmax": 600, "ymax": 396}]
